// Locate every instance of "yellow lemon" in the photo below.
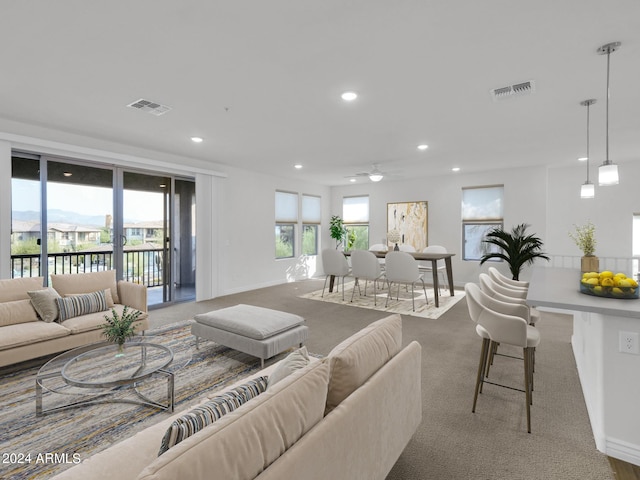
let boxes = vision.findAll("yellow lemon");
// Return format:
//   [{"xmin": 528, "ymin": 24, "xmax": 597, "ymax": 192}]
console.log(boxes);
[
  {"xmin": 585, "ymin": 277, "xmax": 600, "ymax": 286},
  {"xmin": 612, "ymin": 287, "xmax": 625, "ymax": 297},
  {"xmin": 599, "ymin": 271, "xmax": 614, "ymax": 279},
  {"xmin": 618, "ymin": 279, "xmax": 632, "ymax": 288},
  {"xmin": 601, "ymin": 278, "xmax": 614, "ymax": 287},
  {"xmin": 614, "ymin": 273, "xmax": 627, "ymax": 279},
  {"xmin": 593, "ymin": 286, "xmax": 603, "ymax": 295},
  {"xmin": 583, "ymin": 272, "xmax": 599, "ymax": 279},
  {"xmin": 629, "ymin": 279, "xmax": 639, "ymax": 288}
]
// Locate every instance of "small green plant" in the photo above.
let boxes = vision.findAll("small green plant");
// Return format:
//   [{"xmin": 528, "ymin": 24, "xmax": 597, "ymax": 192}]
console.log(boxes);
[
  {"xmin": 569, "ymin": 222, "xmax": 596, "ymax": 257},
  {"xmin": 101, "ymin": 306, "xmax": 141, "ymax": 352},
  {"xmin": 329, "ymin": 215, "xmax": 347, "ymax": 249}
]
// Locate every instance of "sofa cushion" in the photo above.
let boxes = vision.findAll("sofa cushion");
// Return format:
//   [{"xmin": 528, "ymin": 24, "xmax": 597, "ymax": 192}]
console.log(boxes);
[
  {"xmin": 51, "ymin": 270, "xmax": 120, "ymax": 305},
  {"xmin": 0, "ymin": 299, "xmax": 39, "ymax": 327},
  {"xmin": 158, "ymin": 376, "xmax": 268, "ymax": 456},
  {"xmin": 56, "ymin": 290, "xmax": 109, "ymax": 322},
  {"xmin": 28, "ymin": 287, "xmax": 62, "ymax": 323},
  {"xmin": 0, "ymin": 321, "xmax": 70, "ymax": 351},
  {"xmin": 138, "ymin": 359, "xmax": 330, "ymax": 480},
  {"xmin": 0, "ymin": 277, "xmax": 44, "ymax": 303},
  {"xmin": 325, "ymin": 314, "xmax": 402, "ymax": 413},
  {"xmin": 267, "ymin": 346, "xmax": 310, "ymax": 388},
  {"xmin": 59, "ymin": 304, "xmax": 148, "ymax": 335}
]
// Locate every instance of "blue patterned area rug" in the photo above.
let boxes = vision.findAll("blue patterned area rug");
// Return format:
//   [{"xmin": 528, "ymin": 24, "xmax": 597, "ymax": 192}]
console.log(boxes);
[{"xmin": 0, "ymin": 320, "xmax": 268, "ymax": 480}]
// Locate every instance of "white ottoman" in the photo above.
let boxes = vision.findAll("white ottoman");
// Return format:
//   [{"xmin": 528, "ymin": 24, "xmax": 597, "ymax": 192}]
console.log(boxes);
[{"xmin": 191, "ymin": 304, "xmax": 309, "ymax": 367}]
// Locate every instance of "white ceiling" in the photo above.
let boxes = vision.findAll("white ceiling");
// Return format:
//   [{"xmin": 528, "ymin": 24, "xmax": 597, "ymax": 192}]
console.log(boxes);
[{"xmin": 1, "ymin": 1, "xmax": 639, "ymax": 186}]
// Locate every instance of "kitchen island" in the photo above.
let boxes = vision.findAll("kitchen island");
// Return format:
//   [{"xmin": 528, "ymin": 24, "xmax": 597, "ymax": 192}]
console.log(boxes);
[{"xmin": 527, "ymin": 267, "xmax": 640, "ymax": 466}]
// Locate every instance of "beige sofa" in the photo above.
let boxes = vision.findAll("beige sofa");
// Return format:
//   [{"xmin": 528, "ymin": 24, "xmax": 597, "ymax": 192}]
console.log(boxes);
[
  {"xmin": 52, "ymin": 314, "xmax": 422, "ymax": 480},
  {"xmin": 0, "ymin": 270, "xmax": 148, "ymax": 368}
]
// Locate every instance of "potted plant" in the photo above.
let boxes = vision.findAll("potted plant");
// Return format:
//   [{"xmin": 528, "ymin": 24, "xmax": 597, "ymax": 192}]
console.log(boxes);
[
  {"xmin": 569, "ymin": 222, "xmax": 598, "ymax": 272},
  {"xmin": 101, "ymin": 306, "xmax": 141, "ymax": 356},
  {"xmin": 479, "ymin": 223, "xmax": 549, "ymax": 280},
  {"xmin": 329, "ymin": 215, "xmax": 347, "ymax": 249}
]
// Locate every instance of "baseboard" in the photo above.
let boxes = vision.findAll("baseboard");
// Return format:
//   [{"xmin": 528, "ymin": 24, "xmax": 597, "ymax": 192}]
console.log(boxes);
[{"xmin": 606, "ymin": 437, "xmax": 640, "ymax": 467}]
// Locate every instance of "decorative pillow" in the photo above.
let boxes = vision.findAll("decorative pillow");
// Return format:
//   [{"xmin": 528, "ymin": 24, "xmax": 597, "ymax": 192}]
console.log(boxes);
[
  {"xmin": 0, "ymin": 299, "xmax": 39, "ymax": 327},
  {"xmin": 28, "ymin": 288, "xmax": 62, "ymax": 323},
  {"xmin": 267, "ymin": 346, "xmax": 310, "ymax": 388},
  {"xmin": 158, "ymin": 376, "xmax": 268, "ymax": 456},
  {"xmin": 56, "ymin": 290, "xmax": 108, "ymax": 322},
  {"xmin": 65, "ymin": 288, "xmax": 115, "ymax": 308}
]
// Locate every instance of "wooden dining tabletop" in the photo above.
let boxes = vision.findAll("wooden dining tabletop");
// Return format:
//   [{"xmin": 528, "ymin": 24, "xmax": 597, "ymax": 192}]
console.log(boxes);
[{"xmin": 341, "ymin": 250, "xmax": 456, "ymax": 307}]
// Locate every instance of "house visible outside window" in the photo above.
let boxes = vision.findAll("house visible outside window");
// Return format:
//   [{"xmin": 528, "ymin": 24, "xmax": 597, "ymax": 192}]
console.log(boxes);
[
  {"xmin": 343, "ymin": 195, "xmax": 369, "ymax": 251},
  {"xmin": 462, "ymin": 185, "xmax": 504, "ymax": 261},
  {"xmin": 302, "ymin": 194, "xmax": 321, "ymax": 255},
  {"xmin": 275, "ymin": 191, "xmax": 298, "ymax": 259}
]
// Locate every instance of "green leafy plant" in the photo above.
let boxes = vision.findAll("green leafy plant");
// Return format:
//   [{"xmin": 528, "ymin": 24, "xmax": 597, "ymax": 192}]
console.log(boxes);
[
  {"xmin": 569, "ymin": 222, "xmax": 596, "ymax": 257},
  {"xmin": 479, "ymin": 223, "xmax": 549, "ymax": 280},
  {"xmin": 101, "ymin": 306, "xmax": 141, "ymax": 351},
  {"xmin": 329, "ymin": 215, "xmax": 347, "ymax": 249}
]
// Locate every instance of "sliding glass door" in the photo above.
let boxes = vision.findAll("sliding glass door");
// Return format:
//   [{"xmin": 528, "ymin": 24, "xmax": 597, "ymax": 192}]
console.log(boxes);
[{"xmin": 10, "ymin": 153, "xmax": 195, "ymax": 307}]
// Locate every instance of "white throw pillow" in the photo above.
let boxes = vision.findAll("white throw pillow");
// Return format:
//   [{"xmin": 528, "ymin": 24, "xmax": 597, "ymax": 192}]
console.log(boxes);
[{"xmin": 267, "ymin": 346, "xmax": 310, "ymax": 388}]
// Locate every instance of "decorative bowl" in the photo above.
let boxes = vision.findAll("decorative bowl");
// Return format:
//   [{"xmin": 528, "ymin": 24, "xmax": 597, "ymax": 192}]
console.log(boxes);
[{"xmin": 579, "ymin": 282, "xmax": 639, "ymax": 299}]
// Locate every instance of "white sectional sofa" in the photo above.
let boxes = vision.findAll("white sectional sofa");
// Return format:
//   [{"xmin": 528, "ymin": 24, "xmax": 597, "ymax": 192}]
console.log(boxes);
[
  {"xmin": 0, "ymin": 270, "xmax": 148, "ymax": 368},
  {"xmin": 52, "ymin": 313, "xmax": 422, "ymax": 480}
]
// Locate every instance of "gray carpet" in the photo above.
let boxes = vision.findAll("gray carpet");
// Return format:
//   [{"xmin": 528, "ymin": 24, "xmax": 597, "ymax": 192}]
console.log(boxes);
[{"xmin": 148, "ymin": 279, "xmax": 613, "ymax": 480}]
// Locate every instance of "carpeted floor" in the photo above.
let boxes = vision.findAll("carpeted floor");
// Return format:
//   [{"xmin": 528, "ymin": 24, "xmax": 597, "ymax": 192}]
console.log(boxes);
[
  {"xmin": 299, "ymin": 280, "xmax": 466, "ymax": 319},
  {"xmin": 1, "ymin": 278, "xmax": 615, "ymax": 479}
]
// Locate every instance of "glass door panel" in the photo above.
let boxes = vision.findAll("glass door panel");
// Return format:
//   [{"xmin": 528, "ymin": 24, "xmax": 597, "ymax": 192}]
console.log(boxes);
[
  {"xmin": 123, "ymin": 172, "xmax": 170, "ymax": 307},
  {"xmin": 11, "ymin": 156, "xmax": 41, "ymax": 278},
  {"xmin": 174, "ymin": 179, "xmax": 196, "ymax": 302},
  {"xmin": 46, "ymin": 161, "xmax": 113, "ymax": 278}
]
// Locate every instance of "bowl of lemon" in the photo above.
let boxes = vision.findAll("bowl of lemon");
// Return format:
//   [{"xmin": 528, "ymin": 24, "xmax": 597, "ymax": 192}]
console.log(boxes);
[{"xmin": 580, "ymin": 271, "xmax": 639, "ymax": 299}]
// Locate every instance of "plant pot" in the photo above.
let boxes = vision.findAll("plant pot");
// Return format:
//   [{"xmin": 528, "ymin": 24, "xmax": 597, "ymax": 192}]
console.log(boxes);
[
  {"xmin": 581, "ymin": 255, "xmax": 599, "ymax": 273},
  {"xmin": 115, "ymin": 342, "xmax": 125, "ymax": 357}
]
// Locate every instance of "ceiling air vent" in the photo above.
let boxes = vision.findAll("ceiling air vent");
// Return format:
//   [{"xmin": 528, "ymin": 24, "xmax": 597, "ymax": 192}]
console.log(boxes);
[
  {"xmin": 126, "ymin": 98, "xmax": 172, "ymax": 116},
  {"xmin": 490, "ymin": 80, "xmax": 535, "ymax": 102}
]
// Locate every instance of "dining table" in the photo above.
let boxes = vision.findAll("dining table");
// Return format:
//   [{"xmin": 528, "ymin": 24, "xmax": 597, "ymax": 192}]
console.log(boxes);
[{"xmin": 339, "ymin": 250, "xmax": 456, "ymax": 308}]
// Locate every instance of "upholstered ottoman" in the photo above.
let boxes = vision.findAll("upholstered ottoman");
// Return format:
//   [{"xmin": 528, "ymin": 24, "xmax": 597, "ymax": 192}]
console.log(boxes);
[{"xmin": 191, "ymin": 304, "xmax": 309, "ymax": 367}]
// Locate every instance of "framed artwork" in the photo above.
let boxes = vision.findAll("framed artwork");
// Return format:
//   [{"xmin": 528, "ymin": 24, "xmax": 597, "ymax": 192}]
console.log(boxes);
[{"xmin": 387, "ymin": 201, "xmax": 428, "ymax": 251}]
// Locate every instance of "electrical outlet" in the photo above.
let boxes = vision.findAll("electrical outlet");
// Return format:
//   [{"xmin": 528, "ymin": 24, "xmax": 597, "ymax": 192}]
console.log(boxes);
[{"xmin": 619, "ymin": 331, "xmax": 640, "ymax": 354}]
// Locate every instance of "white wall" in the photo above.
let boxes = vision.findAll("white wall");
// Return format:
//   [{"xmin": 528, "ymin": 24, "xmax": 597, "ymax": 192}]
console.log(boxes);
[{"xmin": 332, "ymin": 165, "xmax": 548, "ymax": 285}]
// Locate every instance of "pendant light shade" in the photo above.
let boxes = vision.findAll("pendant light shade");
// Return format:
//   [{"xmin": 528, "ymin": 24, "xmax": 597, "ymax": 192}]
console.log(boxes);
[
  {"xmin": 597, "ymin": 42, "xmax": 621, "ymax": 186},
  {"xmin": 580, "ymin": 99, "xmax": 596, "ymax": 199}
]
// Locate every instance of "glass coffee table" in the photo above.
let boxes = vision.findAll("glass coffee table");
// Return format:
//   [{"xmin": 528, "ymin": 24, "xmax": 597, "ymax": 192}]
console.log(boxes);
[{"xmin": 36, "ymin": 336, "xmax": 190, "ymax": 416}]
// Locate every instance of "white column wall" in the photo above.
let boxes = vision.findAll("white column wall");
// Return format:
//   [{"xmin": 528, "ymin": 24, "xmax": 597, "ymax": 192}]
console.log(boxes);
[{"xmin": 0, "ymin": 141, "xmax": 11, "ymax": 278}]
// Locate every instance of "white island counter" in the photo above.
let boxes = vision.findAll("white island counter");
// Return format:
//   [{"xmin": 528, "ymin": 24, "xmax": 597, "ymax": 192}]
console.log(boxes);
[{"xmin": 527, "ymin": 267, "xmax": 640, "ymax": 466}]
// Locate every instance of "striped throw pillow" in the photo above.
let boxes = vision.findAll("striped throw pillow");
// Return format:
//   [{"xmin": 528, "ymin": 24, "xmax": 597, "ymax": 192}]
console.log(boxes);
[
  {"xmin": 56, "ymin": 290, "xmax": 108, "ymax": 321},
  {"xmin": 158, "ymin": 376, "xmax": 268, "ymax": 456}
]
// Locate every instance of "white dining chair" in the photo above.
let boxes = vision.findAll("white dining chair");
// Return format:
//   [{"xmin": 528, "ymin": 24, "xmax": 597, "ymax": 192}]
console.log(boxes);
[
  {"xmin": 465, "ymin": 282, "xmax": 540, "ymax": 433},
  {"xmin": 350, "ymin": 250, "xmax": 385, "ymax": 306},
  {"xmin": 384, "ymin": 251, "xmax": 427, "ymax": 311},
  {"xmin": 321, "ymin": 248, "xmax": 351, "ymax": 301},
  {"xmin": 418, "ymin": 245, "xmax": 448, "ymax": 294},
  {"xmin": 398, "ymin": 244, "xmax": 416, "ymax": 252}
]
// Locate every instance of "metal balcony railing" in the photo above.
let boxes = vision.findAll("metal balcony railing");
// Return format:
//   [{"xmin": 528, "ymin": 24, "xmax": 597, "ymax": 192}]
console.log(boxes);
[{"xmin": 11, "ymin": 248, "xmax": 166, "ymax": 287}]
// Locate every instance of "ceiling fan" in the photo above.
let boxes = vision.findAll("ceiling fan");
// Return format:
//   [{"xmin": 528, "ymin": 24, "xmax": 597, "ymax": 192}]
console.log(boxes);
[{"xmin": 346, "ymin": 164, "xmax": 389, "ymax": 182}]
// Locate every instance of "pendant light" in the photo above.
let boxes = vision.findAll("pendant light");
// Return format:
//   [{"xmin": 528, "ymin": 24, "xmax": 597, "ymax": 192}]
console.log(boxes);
[
  {"xmin": 597, "ymin": 42, "xmax": 621, "ymax": 186},
  {"xmin": 580, "ymin": 99, "xmax": 596, "ymax": 198}
]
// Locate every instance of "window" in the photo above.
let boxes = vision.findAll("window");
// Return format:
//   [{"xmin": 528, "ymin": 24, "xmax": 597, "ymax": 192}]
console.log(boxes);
[
  {"xmin": 633, "ymin": 214, "xmax": 640, "ymax": 279},
  {"xmin": 462, "ymin": 185, "xmax": 504, "ymax": 261},
  {"xmin": 275, "ymin": 191, "xmax": 298, "ymax": 259},
  {"xmin": 343, "ymin": 196, "xmax": 369, "ymax": 251},
  {"xmin": 302, "ymin": 195, "xmax": 321, "ymax": 255}
]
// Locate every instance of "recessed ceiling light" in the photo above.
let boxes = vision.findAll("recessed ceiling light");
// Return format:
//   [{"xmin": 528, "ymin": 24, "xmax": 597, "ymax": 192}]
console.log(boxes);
[
  {"xmin": 63, "ymin": 172, "xmax": 72, "ymax": 177},
  {"xmin": 578, "ymin": 157, "xmax": 588, "ymax": 162},
  {"xmin": 452, "ymin": 167, "xmax": 460, "ymax": 172},
  {"xmin": 294, "ymin": 164, "xmax": 303, "ymax": 169},
  {"xmin": 191, "ymin": 137, "xmax": 203, "ymax": 143},
  {"xmin": 417, "ymin": 144, "xmax": 429, "ymax": 151},
  {"xmin": 341, "ymin": 91, "xmax": 358, "ymax": 101},
  {"xmin": 350, "ymin": 178, "xmax": 356, "ymax": 183}
]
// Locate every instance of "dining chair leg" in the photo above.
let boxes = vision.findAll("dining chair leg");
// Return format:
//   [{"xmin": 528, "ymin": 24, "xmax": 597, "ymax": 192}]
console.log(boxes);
[
  {"xmin": 385, "ymin": 281, "xmax": 392, "ymax": 308},
  {"xmin": 473, "ymin": 337, "xmax": 490, "ymax": 413},
  {"xmin": 524, "ymin": 347, "xmax": 532, "ymax": 433},
  {"xmin": 372, "ymin": 280, "xmax": 377, "ymax": 306},
  {"xmin": 322, "ymin": 275, "xmax": 329, "ymax": 298},
  {"xmin": 411, "ymin": 283, "xmax": 416, "ymax": 311},
  {"xmin": 485, "ymin": 341, "xmax": 498, "ymax": 378}
]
